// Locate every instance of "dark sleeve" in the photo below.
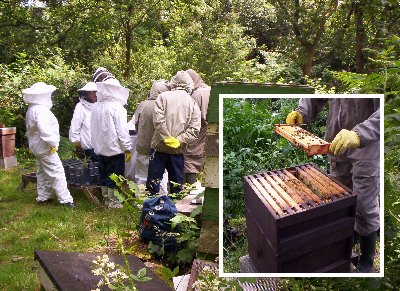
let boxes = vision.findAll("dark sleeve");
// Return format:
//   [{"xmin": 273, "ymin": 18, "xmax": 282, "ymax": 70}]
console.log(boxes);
[{"xmin": 296, "ymin": 98, "xmax": 328, "ymax": 124}]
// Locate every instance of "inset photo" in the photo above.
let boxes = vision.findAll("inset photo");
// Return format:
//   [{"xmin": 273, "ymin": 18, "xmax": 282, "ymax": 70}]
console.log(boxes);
[{"xmin": 221, "ymin": 95, "xmax": 384, "ymax": 277}]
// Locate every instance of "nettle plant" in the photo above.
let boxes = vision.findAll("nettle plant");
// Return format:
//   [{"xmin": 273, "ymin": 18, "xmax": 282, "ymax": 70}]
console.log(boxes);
[
  {"xmin": 148, "ymin": 213, "xmax": 200, "ymax": 265},
  {"xmin": 109, "ymin": 174, "xmax": 202, "ymax": 265}
]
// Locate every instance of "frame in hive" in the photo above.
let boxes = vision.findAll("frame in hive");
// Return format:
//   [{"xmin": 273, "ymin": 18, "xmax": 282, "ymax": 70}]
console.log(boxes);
[{"xmin": 274, "ymin": 124, "xmax": 330, "ymax": 156}]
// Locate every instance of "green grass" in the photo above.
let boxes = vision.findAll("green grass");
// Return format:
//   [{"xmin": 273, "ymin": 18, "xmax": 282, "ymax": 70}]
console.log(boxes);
[{"xmin": 0, "ymin": 166, "xmax": 139, "ymax": 290}]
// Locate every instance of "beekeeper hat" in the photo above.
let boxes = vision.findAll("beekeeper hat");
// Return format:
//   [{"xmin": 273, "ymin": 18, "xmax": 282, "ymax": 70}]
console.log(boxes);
[
  {"xmin": 22, "ymin": 82, "xmax": 56, "ymax": 105},
  {"xmin": 78, "ymin": 82, "xmax": 97, "ymax": 92},
  {"xmin": 93, "ymin": 67, "xmax": 114, "ymax": 83},
  {"xmin": 96, "ymin": 77, "xmax": 130, "ymax": 105}
]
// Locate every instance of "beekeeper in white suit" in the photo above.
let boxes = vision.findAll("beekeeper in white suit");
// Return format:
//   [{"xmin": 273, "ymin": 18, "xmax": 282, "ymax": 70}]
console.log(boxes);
[
  {"xmin": 91, "ymin": 76, "xmax": 132, "ymax": 208},
  {"xmin": 69, "ymin": 82, "xmax": 98, "ymax": 161},
  {"xmin": 23, "ymin": 82, "xmax": 75, "ymax": 208}
]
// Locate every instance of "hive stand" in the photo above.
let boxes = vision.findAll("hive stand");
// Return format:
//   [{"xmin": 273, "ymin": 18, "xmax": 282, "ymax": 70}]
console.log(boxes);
[
  {"xmin": 34, "ymin": 250, "xmax": 172, "ymax": 291},
  {"xmin": 17, "ymin": 173, "xmax": 102, "ymax": 206},
  {"xmin": 0, "ymin": 126, "xmax": 18, "ymax": 169},
  {"xmin": 196, "ymin": 86, "xmax": 220, "ymax": 257}
]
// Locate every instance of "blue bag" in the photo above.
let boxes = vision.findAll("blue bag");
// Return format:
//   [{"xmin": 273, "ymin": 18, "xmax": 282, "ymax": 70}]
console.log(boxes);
[{"xmin": 138, "ymin": 195, "xmax": 179, "ymax": 252}]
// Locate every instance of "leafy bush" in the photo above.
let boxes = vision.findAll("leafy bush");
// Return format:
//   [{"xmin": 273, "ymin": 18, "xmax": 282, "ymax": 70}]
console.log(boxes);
[
  {"xmin": 251, "ymin": 51, "xmax": 304, "ymax": 84},
  {"xmin": 0, "ymin": 51, "xmax": 87, "ymax": 147},
  {"xmin": 223, "ymin": 98, "xmax": 328, "ymax": 219}
]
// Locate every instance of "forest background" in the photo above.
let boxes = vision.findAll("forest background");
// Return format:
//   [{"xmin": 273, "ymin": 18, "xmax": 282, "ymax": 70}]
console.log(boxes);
[{"xmin": 0, "ymin": 0, "xmax": 400, "ymax": 289}]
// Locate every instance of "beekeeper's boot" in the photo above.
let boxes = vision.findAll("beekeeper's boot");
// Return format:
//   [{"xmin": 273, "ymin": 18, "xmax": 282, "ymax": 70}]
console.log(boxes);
[
  {"xmin": 358, "ymin": 231, "xmax": 377, "ymax": 273},
  {"xmin": 107, "ymin": 188, "xmax": 123, "ymax": 209}
]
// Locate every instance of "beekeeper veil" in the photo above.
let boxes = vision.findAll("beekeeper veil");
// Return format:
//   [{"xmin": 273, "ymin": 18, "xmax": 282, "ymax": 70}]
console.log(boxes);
[
  {"xmin": 22, "ymin": 82, "xmax": 57, "ymax": 108},
  {"xmin": 96, "ymin": 77, "xmax": 130, "ymax": 106}
]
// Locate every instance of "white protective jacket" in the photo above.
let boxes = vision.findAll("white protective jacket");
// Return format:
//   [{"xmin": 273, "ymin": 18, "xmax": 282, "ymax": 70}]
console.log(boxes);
[
  {"xmin": 26, "ymin": 104, "xmax": 60, "ymax": 157},
  {"xmin": 69, "ymin": 98, "xmax": 93, "ymax": 150},
  {"xmin": 91, "ymin": 80, "xmax": 132, "ymax": 156}
]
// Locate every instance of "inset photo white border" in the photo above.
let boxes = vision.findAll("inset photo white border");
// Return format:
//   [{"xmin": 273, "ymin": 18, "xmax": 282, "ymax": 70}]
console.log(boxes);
[{"xmin": 219, "ymin": 94, "xmax": 384, "ymax": 278}]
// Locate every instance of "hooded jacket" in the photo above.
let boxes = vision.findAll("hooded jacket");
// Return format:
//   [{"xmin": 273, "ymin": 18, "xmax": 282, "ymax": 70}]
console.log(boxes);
[
  {"xmin": 134, "ymin": 80, "xmax": 169, "ymax": 155},
  {"xmin": 91, "ymin": 79, "xmax": 132, "ymax": 156},
  {"xmin": 296, "ymin": 98, "xmax": 380, "ymax": 163},
  {"xmin": 151, "ymin": 72, "xmax": 201, "ymax": 154},
  {"xmin": 184, "ymin": 70, "xmax": 211, "ymax": 173},
  {"xmin": 24, "ymin": 83, "xmax": 59, "ymax": 157},
  {"xmin": 69, "ymin": 98, "xmax": 94, "ymax": 150}
]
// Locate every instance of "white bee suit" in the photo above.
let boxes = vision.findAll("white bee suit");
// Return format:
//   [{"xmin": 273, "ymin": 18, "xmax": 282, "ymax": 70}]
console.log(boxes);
[{"xmin": 23, "ymin": 82, "xmax": 73, "ymax": 204}]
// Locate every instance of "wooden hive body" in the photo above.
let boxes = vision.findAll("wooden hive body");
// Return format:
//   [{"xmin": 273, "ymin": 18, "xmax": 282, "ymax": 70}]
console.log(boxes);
[{"xmin": 243, "ymin": 163, "xmax": 357, "ymax": 273}]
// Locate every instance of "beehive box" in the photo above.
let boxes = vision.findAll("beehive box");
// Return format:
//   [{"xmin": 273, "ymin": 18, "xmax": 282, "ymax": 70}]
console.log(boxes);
[
  {"xmin": 243, "ymin": 163, "xmax": 356, "ymax": 273},
  {"xmin": 0, "ymin": 127, "xmax": 16, "ymax": 158},
  {"xmin": 274, "ymin": 124, "xmax": 330, "ymax": 156}
]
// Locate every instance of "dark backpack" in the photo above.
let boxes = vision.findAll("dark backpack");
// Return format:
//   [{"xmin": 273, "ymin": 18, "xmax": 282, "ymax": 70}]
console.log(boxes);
[{"xmin": 138, "ymin": 195, "xmax": 179, "ymax": 252}]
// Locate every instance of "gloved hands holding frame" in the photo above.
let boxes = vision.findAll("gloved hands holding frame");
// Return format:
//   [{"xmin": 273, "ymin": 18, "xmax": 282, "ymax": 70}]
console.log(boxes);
[{"xmin": 330, "ymin": 129, "xmax": 361, "ymax": 155}]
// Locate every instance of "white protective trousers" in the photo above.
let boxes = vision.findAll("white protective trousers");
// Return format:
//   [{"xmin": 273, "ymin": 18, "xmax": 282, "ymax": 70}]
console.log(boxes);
[
  {"xmin": 36, "ymin": 153, "xmax": 74, "ymax": 204},
  {"xmin": 135, "ymin": 152, "xmax": 168, "ymax": 195}
]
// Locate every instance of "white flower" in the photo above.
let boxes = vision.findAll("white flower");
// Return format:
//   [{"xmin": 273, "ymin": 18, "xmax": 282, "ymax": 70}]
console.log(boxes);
[
  {"xmin": 97, "ymin": 279, "xmax": 104, "ymax": 287},
  {"xmin": 107, "ymin": 261, "xmax": 115, "ymax": 269},
  {"xmin": 91, "ymin": 268, "xmax": 102, "ymax": 276}
]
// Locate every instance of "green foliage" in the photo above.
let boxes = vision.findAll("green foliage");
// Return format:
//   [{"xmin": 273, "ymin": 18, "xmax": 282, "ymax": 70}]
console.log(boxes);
[
  {"xmin": 223, "ymin": 98, "xmax": 328, "ymax": 219},
  {"xmin": 251, "ymin": 51, "xmax": 303, "ymax": 83},
  {"xmin": 170, "ymin": 214, "xmax": 200, "ymax": 263},
  {"xmin": 192, "ymin": 265, "xmax": 243, "ymax": 290},
  {"xmin": 109, "ymin": 174, "xmax": 150, "ymax": 228},
  {"xmin": 333, "ymin": 36, "xmax": 400, "ymax": 97},
  {"xmin": 0, "ymin": 51, "xmax": 87, "ymax": 146},
  {"xmin": 0, "ymin": 167, "xmax": 130, "ymax": 290},
  {"xmin": 147, "ymin": 213, "xmax": 200, "ymax": 265}
]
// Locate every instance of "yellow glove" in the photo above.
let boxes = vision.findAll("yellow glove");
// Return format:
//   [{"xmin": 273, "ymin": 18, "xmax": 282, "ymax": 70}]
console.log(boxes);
[
  {"xmin": 50, "ymin": 146, "xmax": 58, "ymax": 154},
  {"xmin": 329, "ymin": 129, "xmax": 361, "ymax": 155},
  {"xmin": 125, "ymin": 150, "xmax": 132, "ymax": 162},
  {"xmin": 164, "ymin": 136, "xmax": 180, "ymax": 148},
  {"xmin": 286, "ymin": 111, "xmax": 303, "ymax": 125},
  {"xmin": 74, "ymin": 142, "xmax": 81, "ymax": 148}
]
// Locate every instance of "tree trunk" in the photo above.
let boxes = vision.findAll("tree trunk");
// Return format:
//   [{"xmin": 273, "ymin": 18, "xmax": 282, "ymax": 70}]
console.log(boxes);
[
  {"xmin": 124, "ymin": 26, "xmax": 132, "ymax": 79},
  {"xmin": 354, "ymin": 0, "xmax": 366, "ymax": 73},
  {"xmin": 124, "ymin": 5, "xmax": 133, "ymax": 80},
  {"xmin": 303, "ymin": 45, "xmax": 316, "ymax": 76}
]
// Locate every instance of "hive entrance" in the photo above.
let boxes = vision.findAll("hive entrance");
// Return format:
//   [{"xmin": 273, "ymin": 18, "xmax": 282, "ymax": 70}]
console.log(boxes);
[{"xmin": 245, "ymin": 164, "xmax": 352, "ymax": 217}]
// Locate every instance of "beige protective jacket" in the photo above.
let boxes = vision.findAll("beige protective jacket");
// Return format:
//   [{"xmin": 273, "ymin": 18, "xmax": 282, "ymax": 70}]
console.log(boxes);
[
  {"xmin": 184, "ymin": 70, "xmax": 211, "ymax": 173},
  {"xmin": 135, "ymin": 81, "xmax": 169, "ymax": 155},
  {"xmin": 151, "ymin": 89, "xmax": 201, "ymax": 154}
]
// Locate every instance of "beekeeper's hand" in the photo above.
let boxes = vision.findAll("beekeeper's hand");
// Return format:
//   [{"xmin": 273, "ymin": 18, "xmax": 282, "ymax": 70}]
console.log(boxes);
[
  {"xmin": 74, "ymin": 142, "xmax": 81, "ymax": 148},
  {"xmin": 164, "ymin": 136, "xmax": 180, "ymax": 148},
  {"xmin": 286, "ymin": 111, "xmax": 303, "ymax": 125},
  {"xmin": 330, "ymin": 129, "xmax": 360, "ymax": 155},
  {"xmin": 125, "ymin": 150, "xmax": 132, "ymax": 162},
  {"xmin": 50, "ymin": 146, "xmax": 58, "ymax": 154}
]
